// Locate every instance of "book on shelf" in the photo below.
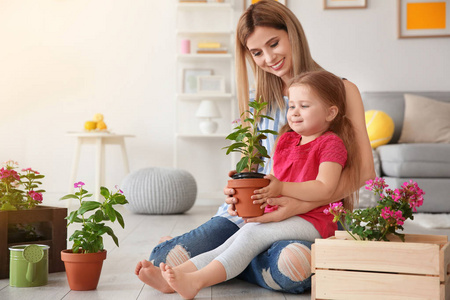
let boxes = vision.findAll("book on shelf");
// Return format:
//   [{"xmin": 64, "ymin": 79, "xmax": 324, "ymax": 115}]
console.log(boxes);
[
  {"xmin": 197, "ymin": 48, "xmax": 228, "ymax": 54},
  {"xmin": 198, "ymin": 42, "xmax": 221, "ymax": 49}
]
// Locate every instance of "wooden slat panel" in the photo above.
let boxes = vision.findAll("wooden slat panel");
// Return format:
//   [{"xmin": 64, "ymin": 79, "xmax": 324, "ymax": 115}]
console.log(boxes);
[
  {"xmin": 334, "ymin": 230, "xmax": 448, "ymax": 245},
  {"xmin": 314, "ymin": 238, "xmax": 441, "ymax": 275},
  {"xmin": 315, "ymin": 269, "xmax": 441, "ymax": 300}
]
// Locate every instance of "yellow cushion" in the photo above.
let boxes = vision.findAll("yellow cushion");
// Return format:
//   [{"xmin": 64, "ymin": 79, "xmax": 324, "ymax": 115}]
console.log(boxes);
[{"xmin": 365, "ymin": 110, "xmax": 395, "ymax": 148}]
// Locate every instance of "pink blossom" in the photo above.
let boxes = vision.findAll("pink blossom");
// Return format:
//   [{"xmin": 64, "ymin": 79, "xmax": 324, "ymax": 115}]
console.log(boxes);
[
  {"xmin": 74, "ymin": 181, "xmax": 85, "ymax": 188},
  {"xmin": 28, "ymin": 191, "xmax": 43, "ymax": 203},
  {"xmin": 365, "ymin": 177, "xmax": 388, "ymax": 194},
  {"xmin": 0, "ymin": 168, "xmax": 20, "ymax": 181},
  {"xmin": 22, "ymin": 168, "xmax": 40, "ymax": 174},
  {"xmin": 381, "ymin": 207, "xmax": 405, "ymax": 226},
  {"xmin": 115, "ymin": 185, "xmax": 123, "ymax": 194},
  {"xmin": 232, "ymin": 118, "xmax": 241, "ymax": 124},
  {"xmin": 324, "ymin": 202, "xmax": 345, "ymax": 216}
]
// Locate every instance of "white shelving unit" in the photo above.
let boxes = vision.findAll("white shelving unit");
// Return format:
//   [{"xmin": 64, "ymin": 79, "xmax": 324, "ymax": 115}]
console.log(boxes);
[{"xmin": 174, "ymin": 0, "xmax": 238, "ymax": 203}]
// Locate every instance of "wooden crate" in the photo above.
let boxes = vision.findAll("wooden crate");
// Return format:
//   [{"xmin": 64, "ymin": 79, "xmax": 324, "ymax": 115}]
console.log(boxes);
[
  {"xmin": 0, "ymin": 205, "xmax": 67, "ymax": 279},
  {"xmin": 312, "ymin": 231, "xmax": 450, "ymax": 300}
]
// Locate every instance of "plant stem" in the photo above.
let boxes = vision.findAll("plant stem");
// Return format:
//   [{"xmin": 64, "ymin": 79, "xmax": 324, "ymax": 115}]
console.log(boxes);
[{"xmin": 338, "ymin": 219, "xmax": 358, "ymax": 240}]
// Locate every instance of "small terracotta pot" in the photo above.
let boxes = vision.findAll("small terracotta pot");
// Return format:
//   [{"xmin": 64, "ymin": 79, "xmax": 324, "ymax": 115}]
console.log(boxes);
[
  {"xmin": 61, "ymin": 249, "xmax": 107, "ymax": 291},
  {"xmin": 228, "ymin": 177, "xmax": 270, "ymax": 218}
]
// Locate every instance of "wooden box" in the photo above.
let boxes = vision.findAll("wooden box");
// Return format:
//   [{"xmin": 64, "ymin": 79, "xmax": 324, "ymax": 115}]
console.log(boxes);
[
  {"xmin": 312, "ymin": 231, "xmax": 450, "ymax": 300},
  {"xmin": 0, "ymin": 205, "xmax": 67, "ymax": 279}
]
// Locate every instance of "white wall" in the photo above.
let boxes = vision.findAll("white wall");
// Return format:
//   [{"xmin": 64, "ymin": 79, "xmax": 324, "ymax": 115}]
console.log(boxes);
[
  {"xmin": 0, "ymin": 0, "xmax": 448, "ymax": 206},
  {"xmin": 289, "ymin": 1, "xmax": 450, "ymax": 91}
]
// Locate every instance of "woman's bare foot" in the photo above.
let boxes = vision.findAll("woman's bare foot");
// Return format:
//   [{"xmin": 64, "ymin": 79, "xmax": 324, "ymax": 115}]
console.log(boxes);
[
  {"xmin": 159, "ymin": 236, "xmax": 173, "ymax": 244},
  {"xmin": 135, "ymin": 260, "xmax": 175, "ymax": 293},
  {"xmin": 160, "ymin": 262, "xmax": 200, "ymax": 300}
]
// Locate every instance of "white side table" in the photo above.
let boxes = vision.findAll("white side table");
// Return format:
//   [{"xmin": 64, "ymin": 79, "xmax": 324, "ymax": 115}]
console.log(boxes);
[{"xmin": 67, "ymin": 132, "xmax": 135, "ymax": 201}]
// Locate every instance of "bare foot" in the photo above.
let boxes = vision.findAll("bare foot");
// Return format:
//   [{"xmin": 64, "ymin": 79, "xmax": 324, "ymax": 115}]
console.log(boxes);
[
  {"xmin": 160, "ymin": 263, "xmax": 200, "ymax": 300},
  {"xmin": 135, "ymin": 260, "xmax": 174, "ymax": 294},
  {"xmin": 159, "ymin": 236, "xmax": 173, "ymax": 244}
]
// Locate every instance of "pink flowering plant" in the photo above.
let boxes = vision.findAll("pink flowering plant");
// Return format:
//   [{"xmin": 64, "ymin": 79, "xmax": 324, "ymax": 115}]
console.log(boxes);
[
  {"xmin": 59, "ymin": 182, "xmax": 128, "ymax": 253},
  {"xmin": 223, "ymin": 97, "xmax": 278, "ymax": 173},
  {"xmin": 324, "ymin": 177, "xmax": 425, "ymax": 241},
  {"xmin": 0, "ymin": 160, "xmax": 45, "ymax": 211}
]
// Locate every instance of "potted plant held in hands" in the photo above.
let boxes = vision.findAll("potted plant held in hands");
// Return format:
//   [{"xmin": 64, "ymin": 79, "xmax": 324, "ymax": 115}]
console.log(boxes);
[
  {"xmin": 223, "ymin": 97, "xmax": 278, "ymax": 217},
  {"xmin": 59, "ymin": 182, "xmax": 128, "ymax": 291}
]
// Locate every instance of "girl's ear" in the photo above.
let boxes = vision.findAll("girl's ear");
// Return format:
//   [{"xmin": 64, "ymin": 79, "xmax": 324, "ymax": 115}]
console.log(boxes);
[{"xmin": 326, "ymin": 106, "xmax": 338, "ymax": 122}]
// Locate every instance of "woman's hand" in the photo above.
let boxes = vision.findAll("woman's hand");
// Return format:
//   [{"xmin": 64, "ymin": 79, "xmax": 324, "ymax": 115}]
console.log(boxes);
[
  {"xmin": 245, "ymin": 196, "xmax": 327, "ymax": 223},
  {"xmin": 224, "ymin": 170, "xmax": 238, "ymax": 216}
]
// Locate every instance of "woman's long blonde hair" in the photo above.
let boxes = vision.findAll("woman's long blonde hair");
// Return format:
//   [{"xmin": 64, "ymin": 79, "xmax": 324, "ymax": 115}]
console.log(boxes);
[
  {"xmin": 236, "ymin": 0, "xmax": 323, "ymax": 115},
  {"xmin": 285, "ymin": 71, "xmax": 361, "ymax": 210}
]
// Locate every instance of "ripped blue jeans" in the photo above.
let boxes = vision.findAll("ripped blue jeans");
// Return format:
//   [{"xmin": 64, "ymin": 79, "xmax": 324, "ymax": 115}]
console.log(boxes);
[{"xmin": 149, "ymin": 216, "xmax": 312, "ymax": 294}]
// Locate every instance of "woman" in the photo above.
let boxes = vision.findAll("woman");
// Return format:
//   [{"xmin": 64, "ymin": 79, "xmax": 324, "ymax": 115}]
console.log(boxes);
[{"xmin": 135, "ymin": 0, "xmax": 374, "ymax": 294}]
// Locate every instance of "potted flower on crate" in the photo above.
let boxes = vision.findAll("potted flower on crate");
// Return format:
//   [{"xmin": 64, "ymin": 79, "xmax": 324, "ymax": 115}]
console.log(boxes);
[
  {"xmin": 223, "ymin": 97, "xmax": 278, "ymax": 217},
  {"xmin": 311, "ymin": 178, "xmax": 445, "ymax": 300},
  {"xmin": 0, "ymin": 160, "xmax": 45, "ymax": 211},
  {"xmin": 0, "ymin": 160, "xmax": 68, "ymax": 280},
  {"xmin": 324, "ymin": 177, "xmax": 425, "ymax": 241},
  {"xmin": 59, "ymin": 181, "xmax": 128, "ymax": 291}
]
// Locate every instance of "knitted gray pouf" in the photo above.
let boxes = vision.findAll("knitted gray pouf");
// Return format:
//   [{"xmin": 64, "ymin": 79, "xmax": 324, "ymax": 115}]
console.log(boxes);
[{"xmin": 122, "ymin": 167, "xmax": 197, "ymax": 214}]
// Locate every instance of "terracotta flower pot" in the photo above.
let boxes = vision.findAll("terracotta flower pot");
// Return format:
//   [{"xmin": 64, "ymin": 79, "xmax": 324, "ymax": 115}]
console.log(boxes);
[
  {"xmin": 228, "ymin": 176, "xmax": 270, "ymax": 218},
  {"xmin": 61, "ymin": 249, "xmax": 107, "ymax": 291}
]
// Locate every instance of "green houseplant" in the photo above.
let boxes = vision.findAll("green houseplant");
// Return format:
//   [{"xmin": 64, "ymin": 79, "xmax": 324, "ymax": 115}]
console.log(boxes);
[
  {"xmin": 59, "ymin": 181, "xmax": 128, "ymax": 291},
  {"xmin": 223, "ymin": 97, "xmax": 278, "ymax": 217}
]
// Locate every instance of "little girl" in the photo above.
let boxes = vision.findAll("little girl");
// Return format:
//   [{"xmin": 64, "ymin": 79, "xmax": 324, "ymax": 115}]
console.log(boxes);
[{"xmin": 158, "ymin": 70, "xmax": 361, "ymax": 299}]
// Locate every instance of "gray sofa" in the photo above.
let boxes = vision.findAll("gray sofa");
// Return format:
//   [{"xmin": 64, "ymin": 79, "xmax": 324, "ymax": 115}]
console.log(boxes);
[{"xmin": 358, "ymin": 91, "xmax": 450, "ymax": 212}]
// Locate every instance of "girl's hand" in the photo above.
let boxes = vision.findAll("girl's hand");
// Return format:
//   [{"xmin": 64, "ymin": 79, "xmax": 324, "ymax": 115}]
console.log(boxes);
[{"xmin": 252, "ymin": 174, "xmax": 282, "ymax": 200}]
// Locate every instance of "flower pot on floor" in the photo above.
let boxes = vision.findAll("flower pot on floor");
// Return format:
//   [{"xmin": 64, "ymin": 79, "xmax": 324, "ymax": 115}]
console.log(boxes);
[
  {"xmin": 311, "ymin": 230, "xmax": 450, "ymax": 299},
  {"xmin": 61, "ymin": 249, "xmax": 107, "ymax": 291},
  {"xmin": 228, "ymin": 173, "xmax": 269, "ymax": 218}
]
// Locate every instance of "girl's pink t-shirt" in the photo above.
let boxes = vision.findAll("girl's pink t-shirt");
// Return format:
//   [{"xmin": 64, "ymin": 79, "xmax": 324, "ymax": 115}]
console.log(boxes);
[{"xmin": 265, "ymin": 131, "xmax": 347, "ymax": 238}]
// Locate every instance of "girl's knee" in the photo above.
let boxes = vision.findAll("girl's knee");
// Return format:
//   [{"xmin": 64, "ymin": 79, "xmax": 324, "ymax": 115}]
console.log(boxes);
[{"xmin": 277, "ymin": 243, "xmax": 312, "ymax": 282}]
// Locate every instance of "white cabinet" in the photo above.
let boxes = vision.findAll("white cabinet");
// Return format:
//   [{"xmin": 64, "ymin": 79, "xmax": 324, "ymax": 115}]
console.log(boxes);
[{"xmin": 174, "ymin": 1, "xmax": 238, "ymax": 204}]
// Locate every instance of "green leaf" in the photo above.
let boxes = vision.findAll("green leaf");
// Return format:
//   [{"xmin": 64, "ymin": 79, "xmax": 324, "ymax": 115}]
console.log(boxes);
[
  {"xmin": 66, "ymin": 211, "xmax": 79, "ymax": 224},
  {"xmin": 236, "ymin": 157, "xmax": 249, "ymax": 173},
  {"xmin": 94, "ymin": 210, "xmax": 105, "ymax": 222},
  {"xmin": 59, "ymin": 194, "xmax": 79, "ymax": 201},
  {"xmin": 115, "ymin": 210, "xmax": 125, "ymax": 228},
  {"xmin": 254, "ymin": 144, "xmax": 269, "ymax": 158},
  {"xmin": 100, "ymin": 186, "xmax": 110, "ymax": 199},
  {"xmin": 78, "ymin": 201, "xmax": 102, "ymax": 215},
  {"xmin": 113, "ymin": 194, "xmax": 128, "ymax": 205},
  {"xmin": 104, "ymin": 226, "xmax": 119, "ymax": 247},
  {"xmin": 259, "ymin": 115, "xmax": 274, "ymax": 121},
  {"xmin": 104, "ymin": 203, "xmax": 116, "ymax": 222},
  {"xmin": 225, "ymin": 142, "xmax": 247, "ymax": 155},
  {"xmin": 258, "ymin": 129, "xmax": 278, "ymax": 135}
]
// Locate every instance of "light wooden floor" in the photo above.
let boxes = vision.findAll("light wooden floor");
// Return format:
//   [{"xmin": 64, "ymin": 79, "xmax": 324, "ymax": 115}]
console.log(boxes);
[{"xmin": 0, "ymin": 204, "xmax": 312, "ymax": 300}]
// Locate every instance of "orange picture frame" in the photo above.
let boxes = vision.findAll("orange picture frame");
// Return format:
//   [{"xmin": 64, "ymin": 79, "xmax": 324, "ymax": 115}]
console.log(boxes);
[{"xmin": 398, "ymin": 0, "xmax": 450, "ymax": 38}]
